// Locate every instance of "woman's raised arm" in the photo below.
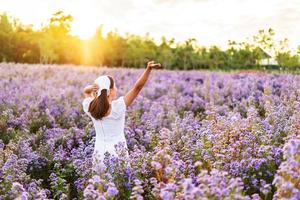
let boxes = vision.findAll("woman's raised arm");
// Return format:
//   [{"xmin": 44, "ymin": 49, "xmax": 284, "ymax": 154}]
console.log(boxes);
[{"xmin": 124, "ymin": 61, "xmax": 161, "ymax": 107}]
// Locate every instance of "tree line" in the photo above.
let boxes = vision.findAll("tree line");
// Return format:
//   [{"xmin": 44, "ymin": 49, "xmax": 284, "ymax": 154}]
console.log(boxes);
[{"xmin": 1, "ymin": 11, "xmax": 300, "ymax": 71}]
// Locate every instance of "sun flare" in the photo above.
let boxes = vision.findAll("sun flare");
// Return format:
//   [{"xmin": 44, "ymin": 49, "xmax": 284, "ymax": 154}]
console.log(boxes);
[
  {"xmin": 71, "ymin": 20, "xmax": 98, "ymax": 40},
  {"xmin": 68, "ymin": 2, "xmax": 102, "ymax": 40}
]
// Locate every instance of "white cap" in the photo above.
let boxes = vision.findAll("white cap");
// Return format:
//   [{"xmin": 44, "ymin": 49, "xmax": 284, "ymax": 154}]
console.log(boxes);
[{"xmin": 94, "ymin": 75, "xmax": 111, "ymax": 97}]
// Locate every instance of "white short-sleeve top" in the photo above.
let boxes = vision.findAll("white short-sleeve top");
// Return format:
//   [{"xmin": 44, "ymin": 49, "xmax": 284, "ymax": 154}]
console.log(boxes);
[{"xmin": 82, "ymin": 96, "xmax": 128, "ymax": 157}]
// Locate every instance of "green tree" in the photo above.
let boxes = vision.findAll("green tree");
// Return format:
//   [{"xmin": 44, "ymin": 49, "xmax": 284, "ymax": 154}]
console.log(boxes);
[
  {"xmin": 276, "ymin": 38, "xmax": 300, "ymax": 70},
  {"xmin": 0, "ymin": 13, "xmax": 14, "ymax": 62}
]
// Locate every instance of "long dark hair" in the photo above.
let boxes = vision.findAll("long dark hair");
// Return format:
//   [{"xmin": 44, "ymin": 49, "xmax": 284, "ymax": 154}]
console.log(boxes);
[{"xmin": 88, "ymin": 75, "xmax": 114, "ymax": 120}]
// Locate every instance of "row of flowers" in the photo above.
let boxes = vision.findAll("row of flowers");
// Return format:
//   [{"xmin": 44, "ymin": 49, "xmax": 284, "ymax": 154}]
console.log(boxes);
[{"xmin": 0, "ymin": 63, "xmax": 299, "ymax": 199}]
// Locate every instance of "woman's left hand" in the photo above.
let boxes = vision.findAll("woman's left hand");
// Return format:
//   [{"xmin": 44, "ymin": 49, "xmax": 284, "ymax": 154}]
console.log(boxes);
[
  {"xmin": 91, "ymin": 84, "xmax": 99, "ymax": 97},
  {"xmin": 92, "ymin": 83, "xmax": 99, "ymax": 91}
]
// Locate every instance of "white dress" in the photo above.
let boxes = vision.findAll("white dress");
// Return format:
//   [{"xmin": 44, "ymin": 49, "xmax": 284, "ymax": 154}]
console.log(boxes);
[{"xmin": 82, "ymin": 96, "xmax": 130, "ymax": 168}]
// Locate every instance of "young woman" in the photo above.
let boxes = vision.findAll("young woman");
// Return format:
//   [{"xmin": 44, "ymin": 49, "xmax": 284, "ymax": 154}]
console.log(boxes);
[{"xmin": 82, "ymin": 61, "xmax": 161, "ymax": 167}]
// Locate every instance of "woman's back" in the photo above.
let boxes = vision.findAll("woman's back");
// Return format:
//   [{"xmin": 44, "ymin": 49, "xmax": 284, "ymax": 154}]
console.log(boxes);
[{"xmin": 82, "ymin": 96, "xmax": 127, "ymax": 158}]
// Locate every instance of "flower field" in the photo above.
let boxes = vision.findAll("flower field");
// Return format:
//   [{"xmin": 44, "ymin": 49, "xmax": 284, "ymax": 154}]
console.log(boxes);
[{"xmin": 0, "ymin": 63, "xmax": 299, "ymax": 200}]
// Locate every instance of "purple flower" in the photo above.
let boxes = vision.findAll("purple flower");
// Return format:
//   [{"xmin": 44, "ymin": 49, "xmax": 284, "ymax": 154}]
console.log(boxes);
[
  {"xmin": 107, "ymin": 185, "xmax": 119, "ymax": 197},
  {"xmin": 151, "ymin": 161, "xmax": 162, "ymax": 170}
]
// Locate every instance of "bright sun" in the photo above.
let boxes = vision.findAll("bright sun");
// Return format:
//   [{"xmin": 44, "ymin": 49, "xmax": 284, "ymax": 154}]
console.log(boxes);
[
  {"xmin": 70, "ymin": 14, "xmax": 100, "ymax": 40},
  {"xmin": 64, "ymin": 1, "xmax": 103, "ymax": 40}
]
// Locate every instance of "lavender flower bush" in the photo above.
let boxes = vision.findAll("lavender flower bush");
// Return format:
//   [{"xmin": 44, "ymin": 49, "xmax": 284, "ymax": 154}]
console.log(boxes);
[{"xmin": 0, "ymin": 63, "xmax": 299, "ymax": 199}]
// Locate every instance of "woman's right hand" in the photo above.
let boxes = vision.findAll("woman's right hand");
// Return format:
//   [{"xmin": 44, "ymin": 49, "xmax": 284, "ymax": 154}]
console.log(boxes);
[
  {"xmin": 147, "ymin": 61, "xmax": 162, "ymax": 69},
  {"xmin": 124, "ymin": 61, "xmax": 160, "ymax": 107}
]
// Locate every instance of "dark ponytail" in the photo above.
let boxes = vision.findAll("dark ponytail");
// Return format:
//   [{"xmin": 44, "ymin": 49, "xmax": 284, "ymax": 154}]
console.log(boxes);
[{"xmin": 88, "ymin": 76, "xmax": 114, "ymax": 120}]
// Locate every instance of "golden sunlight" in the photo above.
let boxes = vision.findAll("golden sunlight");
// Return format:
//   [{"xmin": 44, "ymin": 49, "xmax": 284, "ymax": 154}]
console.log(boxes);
[
  {"xmin": 72, "ymin": 21, "xmax": 98, "ymax": 40},
  {"xmin": 68, "ymin": 1, "xmax": 102, "ymax": 40},
  {"xmin": 1, "ymin": 0, "xmax": 300, "ymax": 50}
]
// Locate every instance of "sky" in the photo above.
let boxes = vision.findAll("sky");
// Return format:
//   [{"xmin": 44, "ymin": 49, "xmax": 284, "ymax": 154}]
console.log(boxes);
[{"xmin": 1, "ymin": 0, "xmax": 300, "ymax": 51}]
